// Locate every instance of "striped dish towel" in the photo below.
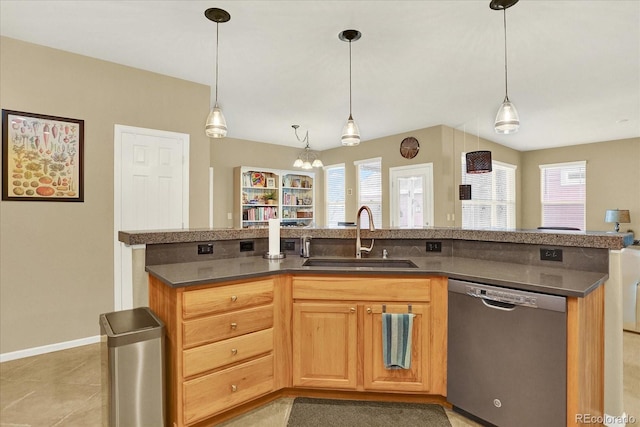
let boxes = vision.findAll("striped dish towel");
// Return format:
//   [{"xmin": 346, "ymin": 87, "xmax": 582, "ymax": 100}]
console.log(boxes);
[{"xmin": 382, "ymin": 313, "xmax": 415, "ymax": 369}]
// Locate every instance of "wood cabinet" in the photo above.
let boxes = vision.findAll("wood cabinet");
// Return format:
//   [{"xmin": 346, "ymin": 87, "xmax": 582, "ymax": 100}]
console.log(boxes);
[
  {"xmin": 149, "ymin": 275, "xmax": 288, "ymax": 427},
  {"xmin": 291, "ymin": 275, "xmax": 447, "ymax": 394}
]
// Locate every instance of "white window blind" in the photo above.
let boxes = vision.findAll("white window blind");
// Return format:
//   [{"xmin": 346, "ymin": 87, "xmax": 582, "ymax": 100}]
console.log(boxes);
[
  {"xmin": 324, "ymin": 164, "xmax": 345, "ymax": 227},
  {"xmin": 355, "ymin": 157, "xmax": 382, "ymax": 228},
  {"xmin": 539, "ymin": 161, "xmax": 586, "ymax": 230},
  {"xmin": 460, "ymin": 156, "xmax": 516, "ymax": 229}
]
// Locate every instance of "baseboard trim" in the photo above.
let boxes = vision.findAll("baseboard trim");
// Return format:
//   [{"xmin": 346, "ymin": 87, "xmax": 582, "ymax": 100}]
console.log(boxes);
[{"xmin": 0, "ymin": 335, "xmax": 101, "ymax": 363}]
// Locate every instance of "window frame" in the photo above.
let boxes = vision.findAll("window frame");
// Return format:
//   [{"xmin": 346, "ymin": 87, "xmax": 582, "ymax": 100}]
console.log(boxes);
[
  {"xmin": 323, "ymin": 163, "xmax": 346, "ymax": 228},
  {"xmin": 354, "ymin": 157, "xmax": 382, "ymax": 228}
]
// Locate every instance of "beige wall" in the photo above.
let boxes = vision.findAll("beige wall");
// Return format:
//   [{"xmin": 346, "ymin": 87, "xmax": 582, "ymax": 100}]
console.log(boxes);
[
  {"xmin": 521, "ymin": 137, "xmax": 640, "ymax": 233},
  {"xmin": 0, "ymin": 37, "xmax": 211, "ymax": 354}
]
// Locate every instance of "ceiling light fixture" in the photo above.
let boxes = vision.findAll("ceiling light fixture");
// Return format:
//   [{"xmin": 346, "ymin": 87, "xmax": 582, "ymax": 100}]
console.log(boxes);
[
  {"xmin": 491, "ymin": 0, "xmax": 520, "ymax": 134},
  {"xmin": 339, "ymin": 29, "xmax": 362, "ymax": 146},
  {"xmin": 204, "ymin": 8, "xmax": 230, "ymax": 139},
  {"xmin": 292, "ymin": 125, "xmax": 323, "ymax": 169}
]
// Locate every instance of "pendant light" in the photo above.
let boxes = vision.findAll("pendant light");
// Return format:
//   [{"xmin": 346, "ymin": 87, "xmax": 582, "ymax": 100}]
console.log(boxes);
[
  {"xmin": 491, "ymin": 0, "xmax": 520, "ymax": 134},
  {"xmin": 204, "ymin": 8, "xmax": 230, "ymax": 138},
  {"xmin": 466, "ymin": 119, "xmax": 492, "ymax": 174},
  {"xmin": 339, "ymin": 29, "xmax": 362, "ymax": 146}
]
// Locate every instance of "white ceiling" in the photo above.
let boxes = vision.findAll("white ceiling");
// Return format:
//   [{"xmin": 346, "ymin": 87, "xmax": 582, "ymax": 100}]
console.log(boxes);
[{"xmin": 1, "ymin": 0, "xmax": 638, "ymax": 152}]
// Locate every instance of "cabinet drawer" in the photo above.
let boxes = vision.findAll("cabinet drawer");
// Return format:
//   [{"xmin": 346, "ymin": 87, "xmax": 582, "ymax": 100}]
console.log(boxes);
[
  {"xmin": 182, "ymin": 279, "xmax": 274, "ymax": 319},
  {"xmin": 183, "ymin": 354, "xmax": 274, "ymax": 425},
  {"xmin": 183, "ymin": 328, "xmax": 273, "ymax": 378},
  {"xmin": 183, "ymin": 304, "xmax": 273, "ymax": 348},
  {"xmin": 293, "ymin": 276, "xmax": 431, "ymax": 302}
]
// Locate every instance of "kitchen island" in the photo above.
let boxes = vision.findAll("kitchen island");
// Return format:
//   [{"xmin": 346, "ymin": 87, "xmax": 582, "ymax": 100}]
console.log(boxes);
[{"xmin": 118, "ymin": 228, "xmax": 632, "ymax": 426}]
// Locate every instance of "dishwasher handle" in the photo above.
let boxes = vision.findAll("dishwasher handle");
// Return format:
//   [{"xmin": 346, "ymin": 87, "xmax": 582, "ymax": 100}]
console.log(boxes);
[{"xmin": 481, "ymin": 298, "xmax": 516, "ymax": 311}]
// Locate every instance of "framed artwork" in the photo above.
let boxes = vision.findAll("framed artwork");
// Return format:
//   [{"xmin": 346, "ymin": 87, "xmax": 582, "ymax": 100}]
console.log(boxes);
[
  {"xmin": 266, "ymin": 177, "xmax": 276, "ymax": 188},
  {"xmin": 2, "ymin": 109, "xmax": 84, "ymax": 202}
]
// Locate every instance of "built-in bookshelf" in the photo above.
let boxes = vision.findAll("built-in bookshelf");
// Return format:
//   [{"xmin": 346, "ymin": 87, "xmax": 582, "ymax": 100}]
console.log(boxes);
[
  {"xmin": 234, "ymin": 167, "xmax": 314, "ymax": 228},
  {"xmin": 281, "ymin": 172, "xmax": 314, "ymax": 227}
]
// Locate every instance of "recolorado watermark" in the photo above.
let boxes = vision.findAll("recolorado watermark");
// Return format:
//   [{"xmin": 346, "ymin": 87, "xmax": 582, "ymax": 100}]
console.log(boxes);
[{"xmin": 576, "ymin": 413, "xmax": 637, "ymax": 424}]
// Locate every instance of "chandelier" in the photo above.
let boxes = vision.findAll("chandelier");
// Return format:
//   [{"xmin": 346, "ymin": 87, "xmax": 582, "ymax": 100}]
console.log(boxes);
[{"xmin": 292, "ymin": 125, "xmax": 323, "ymax": 169}]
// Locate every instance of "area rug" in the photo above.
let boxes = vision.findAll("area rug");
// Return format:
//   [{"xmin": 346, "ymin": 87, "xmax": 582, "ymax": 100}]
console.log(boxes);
[{"xmin": 286, "ymin": 397, "xmax": 451, "ymax": 426}]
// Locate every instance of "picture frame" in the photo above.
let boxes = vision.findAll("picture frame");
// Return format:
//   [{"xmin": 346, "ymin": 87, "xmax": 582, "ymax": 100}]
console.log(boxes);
[
  {"xmin": 2, "ymin": 109, "xmax": 84, "ymax": 202},
  {"xmin": 266, "ymin": 177, "xmax": 276, "ymax": 188}
]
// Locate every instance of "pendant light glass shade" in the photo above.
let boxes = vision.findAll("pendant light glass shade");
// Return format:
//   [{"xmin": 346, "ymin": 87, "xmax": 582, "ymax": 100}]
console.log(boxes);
[
  {"xmin": 293, "ymin": 158, "xmax": 304, "ymax": 168},
  {"xmin": 205, "ymin": 104, "xmax": 227, "ymax": 138},
  {"xmin": 341, "ymin": 114, "xmax": 360, "ymax": 146},
  {"xmin": 494, "ymin": 97, "xmax": 519, "ymax": 134},
  {"xmin": 339, "ymin": 30, "xmax": 362, "ymax": 146}
]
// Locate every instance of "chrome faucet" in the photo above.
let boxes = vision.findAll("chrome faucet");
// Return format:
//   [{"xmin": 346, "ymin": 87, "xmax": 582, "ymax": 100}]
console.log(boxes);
[{"xmin": 355, "ymin": 205, "xmax": 375, "ymax": 258}]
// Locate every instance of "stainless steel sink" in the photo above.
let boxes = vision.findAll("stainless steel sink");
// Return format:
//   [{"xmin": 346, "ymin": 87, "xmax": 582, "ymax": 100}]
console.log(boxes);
[{"xmin": 302, "ymin": 258, "xmax": 418, "ymax": 268}]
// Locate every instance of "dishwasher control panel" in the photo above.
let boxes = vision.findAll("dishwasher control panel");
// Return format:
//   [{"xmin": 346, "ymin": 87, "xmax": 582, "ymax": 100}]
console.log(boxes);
[{"xmin": 466, "ymin": 285, "xmax": 538, "ymax": 308}]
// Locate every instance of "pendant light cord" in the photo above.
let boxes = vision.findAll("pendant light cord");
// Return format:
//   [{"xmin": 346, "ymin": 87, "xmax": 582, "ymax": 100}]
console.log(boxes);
[
  {"xmin": 348, "ymin": 40, "xmax": 353, "ymax": 117},
  {"xmin": 215, "ymin": 22, "xmax": 220, "ymax": 105},
  {"xmin": 503, "ymin": 9, "xmax": 509, "ymax": 102}
]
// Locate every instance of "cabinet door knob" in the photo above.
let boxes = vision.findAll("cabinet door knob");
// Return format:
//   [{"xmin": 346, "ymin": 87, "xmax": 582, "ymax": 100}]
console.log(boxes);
[
  {"xmin": 350, "ymin": 307, "xmax": 356, "ymax": 313},
  {"xmin": 231, "ymin": 384, "xmax": 238, "ymax": 392},
  {"xmin": 367, "ymin": 307, "xmax": 372, "ymax": 314},
  {"xmin": 231, "ymin": 348, "xmax": 238, "ymax": 355},
  {"xmin": 230, "ymin": 322, "xmax": 238, "ymax": 330},
  {"xmin": 231, "ymin": 295, "xmax": 237, "ymax": 302}
]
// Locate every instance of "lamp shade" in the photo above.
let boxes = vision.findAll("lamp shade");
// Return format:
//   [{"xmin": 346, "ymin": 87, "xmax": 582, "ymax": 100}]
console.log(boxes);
[
  {"xmin": 205, "ymin": 105, "xmax": 227, "ymax": 138},
  {"xmin": 466, "ymin": 151, "xmax": 493, "ymax": 174},
  {"xmin": 605, "ymin": 209, "xmax": 631, "ymax": 224}
]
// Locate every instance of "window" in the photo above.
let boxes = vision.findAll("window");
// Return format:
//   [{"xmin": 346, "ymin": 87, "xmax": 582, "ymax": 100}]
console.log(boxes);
[
  {"xmin": 355, "ymin": 157, "xmax": 382, "ymax": 228},
  {"xmin": 460, "ymin": 156, "xmax": 517, "ymax": 229},
  {"xmin": 539, "ymin": 161, "xmax": 586, "ymax": 230},
  {"xmin": 324, "ymin": 164, "xmax": 345, "ymax": 227}
]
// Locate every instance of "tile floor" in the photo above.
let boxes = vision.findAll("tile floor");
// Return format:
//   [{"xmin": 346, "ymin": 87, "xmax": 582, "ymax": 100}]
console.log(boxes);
[{"xmin": 1, "ymin": 332, "xmax": 638, "ymax": 426}]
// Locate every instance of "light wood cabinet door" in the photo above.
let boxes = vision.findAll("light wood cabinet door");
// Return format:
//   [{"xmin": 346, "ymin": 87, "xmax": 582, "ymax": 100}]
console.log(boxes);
[
  {"xmin": 363, "ymin": 303, "xmax": 431, "ymax": 392},
  {"xmin": 292, "ymin": 302, "xmax": 358, "ymax": 389}
]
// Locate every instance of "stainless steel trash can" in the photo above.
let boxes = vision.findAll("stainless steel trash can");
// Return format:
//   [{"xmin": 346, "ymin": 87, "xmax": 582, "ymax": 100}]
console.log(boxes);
[{"xmin": 100, "ymin": 307, "xmax": 165, "ymax": 427}]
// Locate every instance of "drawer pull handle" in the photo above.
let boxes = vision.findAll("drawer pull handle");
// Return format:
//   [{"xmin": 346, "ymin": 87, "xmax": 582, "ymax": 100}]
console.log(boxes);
[
  {"xmin": 231, "ymin": 295, "xmax": 237, "ymax": 302},
  {"xmin": 367, "ymin": 307, "xmax": 372, "ymax": 314},
  {"xmin": 231, "ymin": 384, "xmax": 237, "ymax": 392},
  {"xmin": 230, "ymin": 322, "xmax": 238, "ymax": 330},
  {"xmin": 350, "ymin": 307, "xmax": 356, "ymax": 313},
  {"xmin": 231, "ymin": 348, "xmax": 238, "ymax": 355}
]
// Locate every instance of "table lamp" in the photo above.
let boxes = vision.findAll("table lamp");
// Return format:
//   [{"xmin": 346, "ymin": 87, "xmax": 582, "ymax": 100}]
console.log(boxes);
[{"xmin": 604, "ymin": 209, "xmax": 630, "ymax": 232}]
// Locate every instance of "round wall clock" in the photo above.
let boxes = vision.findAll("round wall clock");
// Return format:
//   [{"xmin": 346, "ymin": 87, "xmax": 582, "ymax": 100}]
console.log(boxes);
[{"xmin": 400, "ymin": 137, "xmax": 420, "ymax": 159}]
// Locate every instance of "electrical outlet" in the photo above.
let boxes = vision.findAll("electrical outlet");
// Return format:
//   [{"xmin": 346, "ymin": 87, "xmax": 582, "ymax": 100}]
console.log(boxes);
[
  {"xmin": 426, "ymin": 241, "xmax": 442, "ymax": 252},
  {"xmin": 283, "ymin": 240, "xmax": 296, "ymax": 251},
  {"xmin": 540, "ymin": 248, "xmax": 563, "ymax": 262},
  {"xmin": 197, "ymin": 243, "xmax": 214, "ymax": 255},
  {"xmin": 239, "ymin": 241, "xmax": 254, "ymax": 252}
]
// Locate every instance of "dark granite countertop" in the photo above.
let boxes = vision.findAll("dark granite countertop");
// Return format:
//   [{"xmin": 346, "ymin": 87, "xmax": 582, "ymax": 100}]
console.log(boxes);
[
  {"xmin": 146, "ymin": 255, "xmax": 607, "ymax": 298},
  {"xmin": 121, "ymin": 227, "xmax": 633, "ymax": 250}
]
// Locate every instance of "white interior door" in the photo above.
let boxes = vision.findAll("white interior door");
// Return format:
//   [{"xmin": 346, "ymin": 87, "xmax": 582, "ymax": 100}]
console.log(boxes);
[
  {"xmin": 389, "ymin": 163, "xmax": 433, "ymax": 228},
  {"xmin": 114, "ymin": 125, "xmax": 189, "ymax": 310}
]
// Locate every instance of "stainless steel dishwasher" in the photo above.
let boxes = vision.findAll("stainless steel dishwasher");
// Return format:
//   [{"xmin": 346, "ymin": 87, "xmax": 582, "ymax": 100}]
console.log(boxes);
[{"xmin": 447, "ymin": 278, "xmax": 567, "ymax": 427}]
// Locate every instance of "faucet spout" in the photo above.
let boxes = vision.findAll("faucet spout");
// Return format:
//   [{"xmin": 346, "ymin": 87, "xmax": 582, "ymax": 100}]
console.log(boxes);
[{"xmin": 355, "ymin": 205, "xmax": 375, "ymax": 258}]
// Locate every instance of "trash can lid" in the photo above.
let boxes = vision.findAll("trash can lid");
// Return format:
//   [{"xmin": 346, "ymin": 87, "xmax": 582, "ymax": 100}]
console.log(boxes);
[{"xmin": 105, "ymin": 307, "xmax": 159, "ymax": 335}]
